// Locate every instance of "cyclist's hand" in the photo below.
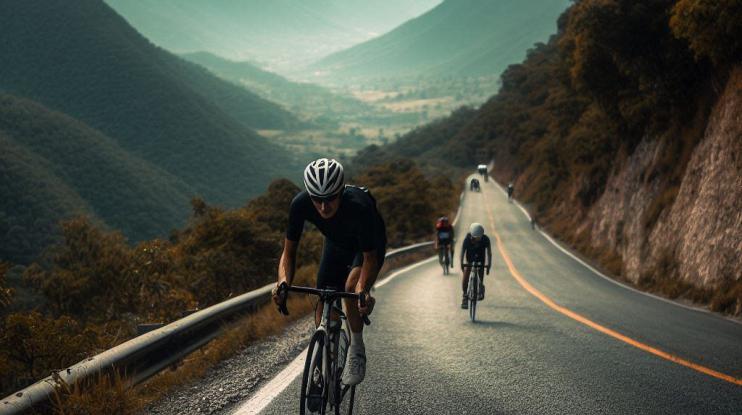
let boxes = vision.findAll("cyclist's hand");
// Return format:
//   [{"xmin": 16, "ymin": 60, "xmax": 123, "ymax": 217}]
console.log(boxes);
[
  {"xmin": 272, "ymin": 282, "xmax": 289, "ymax": 315},
  {"xmin": 358, "ymin": 291, "xmax": 375, "ymax": 316}
]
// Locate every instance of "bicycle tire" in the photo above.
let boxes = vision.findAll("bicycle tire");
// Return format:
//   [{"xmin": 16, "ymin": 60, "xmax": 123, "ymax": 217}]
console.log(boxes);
[
  {"xmin": 332, "ymin": 330, "xmax": 348, "ymax": 412},
  {"xmin": 444, "ymin": 251, "xmax": 449, "ymax": 275},
  {"xmin": 469, "ymin": 274, "xmax": 478, "ymax": 322},
  {"xmin": 301, "ymin": 330, "xmax": 328, "ymax": 415}
]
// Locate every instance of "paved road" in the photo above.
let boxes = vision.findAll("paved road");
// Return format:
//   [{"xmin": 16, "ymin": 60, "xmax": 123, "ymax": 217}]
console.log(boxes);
[{"xmin": 241, "ymin": 178, "xmax": 742, "ymax": 414}]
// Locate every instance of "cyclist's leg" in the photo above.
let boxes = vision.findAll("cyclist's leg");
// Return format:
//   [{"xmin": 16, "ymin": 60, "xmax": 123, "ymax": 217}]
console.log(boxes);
[
  {"xmin": 462, "ymin": 267, "xmax": 471, "ymax": 293},
  {"xmin": 343, "ymin": 247, "xmax": 385, "ymax": 386},
  {"xmin": 316, "ymin": 240, "xmax": 355, "ymax": 326},
  {"xmin": 344, "ymin": 246, "xmax": 385, "ymax": 332}
]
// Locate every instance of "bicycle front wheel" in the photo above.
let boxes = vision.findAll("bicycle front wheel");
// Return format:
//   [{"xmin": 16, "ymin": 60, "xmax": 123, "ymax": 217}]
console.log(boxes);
[
  {"xmin": 301, "ymin": 330, "xmax": 328, "ymax": 415},
  {"xmin": 469, "ymin": 276, "xmax": 478, "ymax": 322}
]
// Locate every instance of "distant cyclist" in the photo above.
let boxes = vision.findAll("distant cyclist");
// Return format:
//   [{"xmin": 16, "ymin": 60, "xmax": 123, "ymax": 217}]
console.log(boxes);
[
  {"xmin": 470, "ymin": 178, "xmax": 480, "ymax": 192},
  {"xmin": 478, "ymin": 164, "xmax": 489, "ymax": 182},
  {"xmin": 459, "ymin": 223, "xmax": 492, "ymax": 309},
  {"xmin": 507, "ymin": 182, "xmax": 514, "ymax": 202},
  {"xmin": 434, "ymin": 216, "xmax": 454, "ymax": 268},
  {"xmin": 272, "ymin": 158, "xmax": 387, "ymax": 386}
]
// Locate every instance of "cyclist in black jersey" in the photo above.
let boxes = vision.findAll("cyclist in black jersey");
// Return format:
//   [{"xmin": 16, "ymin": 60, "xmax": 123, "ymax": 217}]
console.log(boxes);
[
  {"xmin": 273, "ymin": 158, "xmax": 386, "ymax": 386},
  {"xmin": 459, "ymin": 223, "xmax": 492, "ymax": 309}
]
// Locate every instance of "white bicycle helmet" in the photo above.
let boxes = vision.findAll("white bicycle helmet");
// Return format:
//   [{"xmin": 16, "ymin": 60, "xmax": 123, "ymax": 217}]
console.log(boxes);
[
  {"xmin": 303, "ymin": 158, "xmax": 344, "ymax": 198},
  {"xmin": 469, "ymin": 223, "xmax": 485, "ymax": 238}
]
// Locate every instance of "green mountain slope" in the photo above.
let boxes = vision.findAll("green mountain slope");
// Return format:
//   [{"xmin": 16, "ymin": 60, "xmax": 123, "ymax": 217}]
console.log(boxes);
[
  {"xmin": 0, "ymin": 94, "xmax": 193, "ymax": 263},
  {"xmin": 182, "ymin": 52, "xmax": 371, "ymax": 119},
  {"xmin": 0, "ymin": 0, "xmax": 301, "ymax": 207},
  {"xmin": 105, "ymin": 0, "xmax": 441, "ymax": 70},
  {"xmin": 313, "ymin": 0, "xmax": 570, "ymax": 79}
]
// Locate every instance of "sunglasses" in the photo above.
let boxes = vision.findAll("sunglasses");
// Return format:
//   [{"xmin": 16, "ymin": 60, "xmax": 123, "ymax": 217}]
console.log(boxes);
[{"xmin": 310, "ymin": 193, "xmax": 340, "ymax": 203}]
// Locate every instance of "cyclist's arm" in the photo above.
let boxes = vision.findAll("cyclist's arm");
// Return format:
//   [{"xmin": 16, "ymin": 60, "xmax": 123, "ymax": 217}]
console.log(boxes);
[
  {"xmin": 277, "ymin": 238, "xmax": 298, "ymax": 286},
  {"xmin": 486, "ymin": 239, "xmax": 493, "ymax": 270},
  {"xmin": 357, "ymin": 250, "xmax": 380, "ymax": 293},
  {"xmin": 459, "ymin": 243, "xmax": 467, "ymax": 268}
]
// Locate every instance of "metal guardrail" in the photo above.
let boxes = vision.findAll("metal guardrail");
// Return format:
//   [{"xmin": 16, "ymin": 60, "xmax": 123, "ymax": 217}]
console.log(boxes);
[{"xmin": 1, "ymin": 241, "xmax": 434, "ymax": 414}]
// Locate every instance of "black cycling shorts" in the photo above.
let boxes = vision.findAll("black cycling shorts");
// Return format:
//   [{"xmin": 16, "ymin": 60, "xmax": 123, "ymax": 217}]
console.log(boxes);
[{"xmin": 316, "ymin": 239, "xmax": 386, "ymax": 290}]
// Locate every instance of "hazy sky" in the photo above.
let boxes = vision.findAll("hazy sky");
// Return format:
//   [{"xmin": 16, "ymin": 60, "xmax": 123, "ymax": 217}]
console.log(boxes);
[{"xmin": 106, "ymin": 0, "xmax": 443, "ymax": 71}]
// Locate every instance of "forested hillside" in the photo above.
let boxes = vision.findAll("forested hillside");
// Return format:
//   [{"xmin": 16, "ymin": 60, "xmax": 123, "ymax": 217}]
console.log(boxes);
[
  {"xmin": 369, "ymin": 0, "xmax": 742, "ymax": 314},
  {"xmin": 0, "ymin": 0, "xmax": 301, "ymax": 209},
  {"xmin": 313, "ymin": 0, "xmax": 570, "ymax": 80},
  {"xmin": 0, "ymin": 95, "xmax": 193, "ymax": 264}
]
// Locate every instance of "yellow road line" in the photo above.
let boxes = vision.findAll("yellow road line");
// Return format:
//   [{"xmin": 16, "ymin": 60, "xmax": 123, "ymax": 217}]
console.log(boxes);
[{"xmin": 482, "ymin": 191, "xmax": 742, "ymax": 386}]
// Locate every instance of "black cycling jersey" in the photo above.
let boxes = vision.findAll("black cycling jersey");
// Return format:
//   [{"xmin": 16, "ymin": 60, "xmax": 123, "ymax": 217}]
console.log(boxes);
[
  {"xmin": 287, "ymin": 186, "xmax": 387, "ymax": 289},
  {"xmin": 436, "ymin": 226, "xmax": 454, "ymax": 245},
  {"xmin": 461, "ymin": 233, "xmax": 491, "ymax": 264},
  {"xmin": 287, "ymin": 186, "xmax": 387, "ymax": 251}
]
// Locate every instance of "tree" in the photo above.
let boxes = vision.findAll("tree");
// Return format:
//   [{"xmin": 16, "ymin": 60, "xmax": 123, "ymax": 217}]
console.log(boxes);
[
  {"xmin": 0, "ymin": 311, "xmax": 96, "ymax": 383},
  {"xmin": 670, "ymin": 0, "xmax": 742, "ymax": 67},
  {"xmin": 23, "ymin": 217, "xmax": 134, "ymax": 320}
]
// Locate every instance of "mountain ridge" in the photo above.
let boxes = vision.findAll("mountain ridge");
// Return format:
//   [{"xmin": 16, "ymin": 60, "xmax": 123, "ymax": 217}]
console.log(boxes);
[
  {"xmin": 312, "ymin": 0, "xmax": 571, "ymax": 80},
  {"xmin": 0, "ymin": 0, "xmax": 302, "ymax": 208}
]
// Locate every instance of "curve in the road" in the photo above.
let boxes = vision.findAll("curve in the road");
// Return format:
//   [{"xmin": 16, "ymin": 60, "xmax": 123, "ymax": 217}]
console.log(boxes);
[{"xmin": 482, "ymin": 186, "xmax": 742, "ymax": 387}]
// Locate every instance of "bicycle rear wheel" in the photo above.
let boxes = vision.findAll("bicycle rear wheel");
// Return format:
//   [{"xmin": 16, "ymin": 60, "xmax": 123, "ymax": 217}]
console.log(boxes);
[
  {"xmin": 301, "ymin": 330, "xmax": 328, "ymax": 415},
  {"xmin": 443, "ymin": 251, "xmax": 450, "ymax": 275}
]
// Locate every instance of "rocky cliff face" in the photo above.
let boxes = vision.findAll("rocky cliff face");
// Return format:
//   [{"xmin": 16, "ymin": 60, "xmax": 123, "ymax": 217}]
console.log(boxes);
[{"xmin": 584, "ymin": 67, "xmax": 741, "ymax": 313}]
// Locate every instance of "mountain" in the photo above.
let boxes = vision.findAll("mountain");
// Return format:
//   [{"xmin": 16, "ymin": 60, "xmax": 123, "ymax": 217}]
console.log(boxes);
[
  {"xmin": 0, "ymin": 94, "xmax": 193, "ymax": 264},
  {"xmin": 181, "ymin": 52, "xmax": 371, "ymax": 120},
  {"xmin": 313, "ymin": 0, "xmax": 571, "ymax": 80},
  {"xmin": 0, "ymin": 0, "xmax": 301, "ymax": 209},
  {"xmin": 362, "ymin": 0, "xmax": 742, "ymax": 314},
  {"xmin": 105, "ymin": 0, "xmax": 441, "ymax": 71}
]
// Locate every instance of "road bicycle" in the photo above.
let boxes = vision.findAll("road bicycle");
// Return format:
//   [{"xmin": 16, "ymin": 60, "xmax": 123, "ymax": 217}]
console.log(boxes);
[
  {"xmin": 277, "ymin": 283, "xmax": 370, "ymax": 414},
  {"xmin": 462, "ymin": 261, "xmax": 487, "ymax": 322}
]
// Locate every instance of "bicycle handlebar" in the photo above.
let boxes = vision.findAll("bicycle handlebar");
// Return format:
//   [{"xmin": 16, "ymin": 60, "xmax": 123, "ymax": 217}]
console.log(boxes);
[{"xmin": 277, "ymin": 283, "xmax": 371, "ymax": 325}]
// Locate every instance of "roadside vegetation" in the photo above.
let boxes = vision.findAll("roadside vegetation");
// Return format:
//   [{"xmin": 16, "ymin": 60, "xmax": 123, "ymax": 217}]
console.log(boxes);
[{"xmin": 0, "ymin": 159, "xmax": 459, "ymax": 408}]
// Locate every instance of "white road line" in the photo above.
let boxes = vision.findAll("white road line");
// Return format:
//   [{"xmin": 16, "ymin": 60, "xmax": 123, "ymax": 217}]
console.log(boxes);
[
  {"xmin": 230, "ymin": 256, "xmax": 436, "ymax": 414},
  {"xmin": 487, "ymin": 180, "xmax": 741, "ymax": 324},
  {"xmin": 232, "ymin": 351, "xmax": 306, "ymax": 415}
]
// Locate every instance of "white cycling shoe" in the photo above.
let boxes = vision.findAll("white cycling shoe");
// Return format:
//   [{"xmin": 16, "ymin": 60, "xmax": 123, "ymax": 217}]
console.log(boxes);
[{"xmin": 342, "ymin": 346, "xmax": 366, "ymax": 386}]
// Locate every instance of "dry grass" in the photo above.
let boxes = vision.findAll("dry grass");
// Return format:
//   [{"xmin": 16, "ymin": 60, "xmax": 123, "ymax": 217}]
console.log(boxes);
[
  {"xmin": 52, "ymin": 371, "xmax": 142, "ymax": 415},
  {"xmin": 49, "ymin": 296, "xmax": 314, "ymax": 415},
  {"xmin": 135, "ymin": 296, "xmax": 315, "ymax": 406}
]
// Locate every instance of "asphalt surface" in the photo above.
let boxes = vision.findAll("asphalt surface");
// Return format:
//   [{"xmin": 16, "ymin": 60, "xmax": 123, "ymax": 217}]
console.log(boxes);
[{"xmin": 245, "ymin": 178, "xmax": 742, "ymax": 414}]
